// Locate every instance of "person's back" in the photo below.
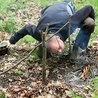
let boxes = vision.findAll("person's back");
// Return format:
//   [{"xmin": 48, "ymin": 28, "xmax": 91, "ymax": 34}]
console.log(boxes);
[{"xmin": 36, "ymin": 1, "xmax": 75, "ymax": 40}]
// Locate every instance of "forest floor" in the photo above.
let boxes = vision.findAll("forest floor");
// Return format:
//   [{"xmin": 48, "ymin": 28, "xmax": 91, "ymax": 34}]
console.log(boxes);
[{"xmin": 0, "ymin": 1, "xmax": 98, "ymax": 98}]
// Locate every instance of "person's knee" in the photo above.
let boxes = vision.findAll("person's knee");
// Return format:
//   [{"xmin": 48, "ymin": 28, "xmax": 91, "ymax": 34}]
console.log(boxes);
[
  {"xmin": 84, "ymin": 17, "xmax": 95, "ymax": 26},
  {"xmin": 86, "ymin": 5, "xmax": 94, "ymax": 13},
  {"xmin": 83, "ymin": 17, "xmax": 95, "ymax": 33}
]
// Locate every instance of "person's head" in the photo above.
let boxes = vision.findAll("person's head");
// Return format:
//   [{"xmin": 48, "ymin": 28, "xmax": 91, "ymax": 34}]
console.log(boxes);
[
  {"xmin": 37, "ymin": 34, "xmax": 65, "ymax": 58},
  {"xmin": 46, "ymin": 34, "xmax": 65, "ymax": 54}
]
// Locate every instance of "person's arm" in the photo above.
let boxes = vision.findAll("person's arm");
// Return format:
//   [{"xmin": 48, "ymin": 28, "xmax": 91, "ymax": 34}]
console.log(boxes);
[
  {"xmin": 9, "ymin": 25, "xmax": 30, "ymax": 44},
  {"xmin": 1, "ymin": 24, "xmax": 32, "ymax": 46}
]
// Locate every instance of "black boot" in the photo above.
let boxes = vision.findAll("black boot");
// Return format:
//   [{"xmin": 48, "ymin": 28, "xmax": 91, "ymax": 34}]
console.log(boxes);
[
  {"xmin": 70, "ymin": 44, "xmax": 88, "ymax": 64},
  {"xmin": 70, "ymin": 44, "xmax": 78, "ymax": 63}
]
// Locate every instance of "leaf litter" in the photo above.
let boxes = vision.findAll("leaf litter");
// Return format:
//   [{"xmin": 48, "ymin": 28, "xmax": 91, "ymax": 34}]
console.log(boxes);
[{"xmin": 0, "ymin": 1, "xmax": 98, "ymax": 98}]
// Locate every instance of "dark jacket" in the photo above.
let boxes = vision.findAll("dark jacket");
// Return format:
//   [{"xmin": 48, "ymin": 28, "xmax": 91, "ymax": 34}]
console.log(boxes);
[
  {"xmin": 9, "ymin": 1, "xmax": 76, "ymax": 43},
  {"xmin": 35, "ymin": 0, "xmax": 75, "ymax": 41}
]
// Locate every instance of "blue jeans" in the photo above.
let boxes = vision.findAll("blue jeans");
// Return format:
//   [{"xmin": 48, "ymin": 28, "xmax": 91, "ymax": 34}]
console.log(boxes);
[{"xmin": 71, "ymin": 5, "xmax": 95, "ymax": 49}]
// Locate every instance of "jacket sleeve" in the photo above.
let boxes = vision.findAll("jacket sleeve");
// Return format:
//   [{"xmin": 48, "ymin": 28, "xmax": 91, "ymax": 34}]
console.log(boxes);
[{"xmin": 9, "ymin": 25, "xmax": 29, "ymax": 44}]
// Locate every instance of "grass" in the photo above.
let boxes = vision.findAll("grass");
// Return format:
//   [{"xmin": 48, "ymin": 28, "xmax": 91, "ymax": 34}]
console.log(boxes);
[
  {"xmin": 66, "ymin": 91, "xmax": 82, "ymax": 98},
  {"xmin": 0, "ymin": 0, "xmax": 15, "ymax": 33},
  {"xmin": 90, "ymin": 77, "xmax": 98, "ymax": 98},
  {"xmin": 0, "ymin": 0, "xmax": 27, "ymax": 33},
  {"xmin": 0, "ymin": 17, "xmax": 16, "ymax": 33},
  {"xmin": 17, "ymin": 35, "xmax": 36, "ymax": 44},
  {"xmin": 35, "ymin": 0, "xmax": 62, "ymax": 6}
]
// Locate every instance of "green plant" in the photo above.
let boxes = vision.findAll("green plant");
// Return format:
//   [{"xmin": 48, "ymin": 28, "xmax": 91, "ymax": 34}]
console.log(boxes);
[
  {"xmin": 15, "ymin": 1, "xmax": 26, "ymax": 10},
  {"xmin": 92, "ymin": 91, "xmax": 98, "ymax": 98},
  {"xmin": 0, "ymin": 91, "xmax": 5, "ymax": 98},
  {"xmin": 90, "ymin": 77, "xmax": 98, "ymax": 90},
  {"xmin": 26, "ymin": 50, "xmax": 40, "ymax": 62},
  {"xmin": 18, "ymin": 35, "xmax": 36, "ymax": 44},
  {"xmin": 89, "ymin": 77, "xmax": 98, "ymax": 98},
  {"xmin": 35, "ymin": 0, "xmax": 63, "ymax": 6},
  {"xmin": 12, "ymin": 69, "xmax": 23, "ymax": 75},
  {"xmin": 0, "ymin": 17, "xmax": 16, "ymax": 33},
  {"xmin": 0, "ymin": 0, "xmax": 27, "ymax": 33},
  {"xmin": 66, "ymin": 91, "xmax": 82, "ymax": 98},
  {"xmin": 0, "ymin": 0, "xmax": 14, "ymax": 13}
]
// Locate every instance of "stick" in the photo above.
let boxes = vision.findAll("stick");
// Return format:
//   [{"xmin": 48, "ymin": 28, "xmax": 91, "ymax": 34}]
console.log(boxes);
[
  {"xmin": 42, "ymin": 32, "xmax": 46, "ymax": 83},
  {"xmin": 0, "ymin": 46, "xmax": 37, "ymax": 75},
  {"xmin": 42, "ymin": 23, "xmax": 49, "ymax": 83},
  {"xmin": 68, "ymin": 15, "xmax": 71, "ymax": 54},
  {"xmin": 46, "ymin": 21, "xmax": 69, "ymax": 41}
]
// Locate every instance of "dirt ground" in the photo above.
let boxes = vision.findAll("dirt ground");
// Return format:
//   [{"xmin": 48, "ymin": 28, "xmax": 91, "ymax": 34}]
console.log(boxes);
[
  {"xmin": 0, "ymin": 1, "xmax": 98, "ymax": 97},
  {"xmin": 0, "ymin": 39, "xmax": 98, "ymax": 97}
]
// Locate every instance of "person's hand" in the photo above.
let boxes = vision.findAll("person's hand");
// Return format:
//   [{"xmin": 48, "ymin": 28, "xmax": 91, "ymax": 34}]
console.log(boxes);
[{"xmin": 0, "ymin": 40, "xmax": 11, "ymax": 47}]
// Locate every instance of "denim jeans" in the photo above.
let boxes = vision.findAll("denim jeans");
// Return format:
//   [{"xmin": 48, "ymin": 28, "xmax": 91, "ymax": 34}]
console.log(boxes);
[{"xmin": 70, "ymin": 5, "xmax": 95, "ymax": 49}]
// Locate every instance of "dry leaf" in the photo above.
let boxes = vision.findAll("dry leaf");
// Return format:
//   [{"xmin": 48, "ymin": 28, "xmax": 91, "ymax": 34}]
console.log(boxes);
[
  {"xmin": 8, "ymin": 87, "xmax": 26, "ymax": 94},
  {"xmin": 30, "ymin": 82, "xmax": 37, "ymax": 87},
  {"xmin": 80, "ymin": 65, "xmax": 90, "ymax": 80}
]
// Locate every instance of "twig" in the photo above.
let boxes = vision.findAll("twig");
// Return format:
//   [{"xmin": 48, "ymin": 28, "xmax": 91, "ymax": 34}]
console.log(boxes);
[
  {"xmin": 46, "ymin": 21, "xmax": 69, "ymax": 41},
  {"xmin": 42, "ymin": 23, "xmax": 49, "ymax": 83},
  {"xmin": 0, "ymin": 45, "xmax": 38, "ymax": 75},
  {"xmin": 89, "ymin": 65, "xmax": 95, "ymax": 78},
  {"xmin": 42, "ymin": 32, "xmax": 47, "ymax": 83},
  {"xmin": 68, "ymin": 15, "xmax": 71, "ymax": 54},
  {"xmin": 0, "ymin": 21, "xmax": 69, "ymax": 75}
]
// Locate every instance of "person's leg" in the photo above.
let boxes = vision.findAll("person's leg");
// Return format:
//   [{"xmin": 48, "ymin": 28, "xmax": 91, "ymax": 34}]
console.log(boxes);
[
  {"xmin": 75, "ymin": 17, "xmax": 95, "ymax": 49},
  {"xmin": 9, "ymin": 24, "xmax": 37, "ymax": 44},
  {"xmin": 70, "ymin": 5, "xmax": 95, "ymax": 63},
  {"xmin": 70, "ymin": 5, "xmax": 95, "ymax": 41},
  {"xmin": 70, "ymin": 17, "xmax": 95, "ymax": 63},
  {"xmin": 71, "ymin": 5, "xmax": 95, "ymax": 49},
  {"xmin": 71, "ymin": 5, "xmax": 95, "ymax": 25}
]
